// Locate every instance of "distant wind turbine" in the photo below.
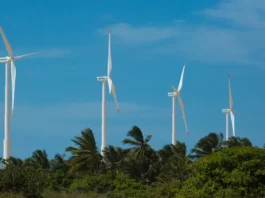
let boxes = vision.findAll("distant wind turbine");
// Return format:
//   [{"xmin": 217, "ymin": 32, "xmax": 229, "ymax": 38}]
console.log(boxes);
[
  {"xmin": 97, "ymin": 29, "xmax": 119, "ymax": 157},
  {"xmin": 0, "ymin": 26, "xmax": 38, "ymax": 160},
  {"xmin": 222, "ymin": 74, "xmax": 236, "ymax": 141},
  {"xmin": 168, "ymin": 63, "xmax": 188, "ymax": 145}
]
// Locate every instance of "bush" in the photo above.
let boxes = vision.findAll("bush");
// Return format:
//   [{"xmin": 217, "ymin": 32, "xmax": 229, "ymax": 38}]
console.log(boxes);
[
  {"xmin": 107, "ymin": 174, "xmax": 149, "ymax": 198},
  {"xmin": 177, "ymin": 147, "xmax": 265, "ymax": 197},
  {"xmin": 0, "ymin": 165, "xmax": 47, "ymax": 198},
  {"xmin": 69, "ymin": 174, "xmax": 114, "ymax": 194},
  {"xmin": 0, "ymin": 193, "xmax": 24, "ymax": 198},
  {"xmin": 46, "ymin": 171, "xmax": 73, "ymax": 191}
]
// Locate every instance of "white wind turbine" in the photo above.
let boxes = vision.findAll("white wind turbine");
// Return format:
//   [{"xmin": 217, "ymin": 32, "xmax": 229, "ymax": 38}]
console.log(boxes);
[
  {"xmin": 168, "ymin": 63, "xmax": 188, "ymax": 145},
  {"xmin": 222, "ymin": 74, "xmax": 236, "ymax": 141},
  {"xmin": 97, "ymin": 29, "xmax": 119, "ymax": 157},
  {"xmin": 0, "ymin": 26, "xmax": 38, "ymax": 160}
]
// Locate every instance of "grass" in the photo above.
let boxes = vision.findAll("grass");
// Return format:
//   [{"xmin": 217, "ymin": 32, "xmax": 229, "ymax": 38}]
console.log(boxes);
[
  {"xmin": 0, "ymin": 194, "xmax": 24, "ymax": 198},
  {"xmin": 42, "ymin": 191, "xmax": 108, "ymax": 198},
  {"xmin": 0, "ymin": 191, "xmax": 109, "ymax": 198}
]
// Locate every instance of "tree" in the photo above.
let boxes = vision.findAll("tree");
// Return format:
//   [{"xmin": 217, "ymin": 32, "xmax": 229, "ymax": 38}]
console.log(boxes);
[
  {"xmin": 24, "ymin": 149, "xmax": 50, "ymax": 169},
  {"xmin": 122, "ymin": 126, "xmax": 152, "ymax": 158},
  {"xmin": 158, "ymin": 142, "xmax": 189, "ymax": 182},
  {"xmin": 0, "ymin": 165, "xmax": 47, "ymax": 198},
  {"xmin": 66, "ymin": 128, "xmax": 103, "ymax": 174},
  {"xmin": 121, "ymin": 126, "xmax": 160, "ymax": 184},
  {"xmin": 2, "ymin": 157, "xmax": 24, "ymax": 167},
  {"xmin": 159, "ymin": 142, "xmax": 186, "ymax": 161},
  {"xmin": 190, "ymin": 132, "xmax": 224, "ymax": 159},
  {"xmin": 224, "ymin": 136, "xmax": 252, "ymax": 148},
  {"xmin": 178, "ymin": 147, "xmax": 265, "ymax": 198},
  {"xmin": 103, "ymin": 145, "xmax": 128, "ymax": 175},
  {"xmin": 50, "ymin": 154, "xmax": 69, "ymax": 173}
]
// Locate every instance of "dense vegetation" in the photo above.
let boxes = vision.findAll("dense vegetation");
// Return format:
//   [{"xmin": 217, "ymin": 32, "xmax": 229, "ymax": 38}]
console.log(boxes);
[{"xmin": 0, "ymin": 126, "xmax": 264, "ymax": 198}]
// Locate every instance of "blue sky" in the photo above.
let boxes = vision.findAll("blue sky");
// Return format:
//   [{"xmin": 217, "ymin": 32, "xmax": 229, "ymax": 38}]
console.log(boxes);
[{"xmin": 0, "ymin": 0, "xmax": 265, "ymax": 159}]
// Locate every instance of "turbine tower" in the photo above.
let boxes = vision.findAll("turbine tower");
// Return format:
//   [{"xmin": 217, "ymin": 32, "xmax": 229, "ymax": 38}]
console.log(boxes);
[
  {"xmin": 0, "ymin": 27, "xmax": 38, "ymax": 160},
  {"xmin": 97, "ymin": 29, "xmax": 119, "ymax": 157},
  {"xmin": 168, "ymin": 63, "xmax": 188, "ymax": 145},
  {"xmin": 222, "ymin": 74, "xmax": 236, "ymax": 141}
]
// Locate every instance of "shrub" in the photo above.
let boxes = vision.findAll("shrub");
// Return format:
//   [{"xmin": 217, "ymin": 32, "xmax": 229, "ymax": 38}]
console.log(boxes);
[
  {"xmin": 0, "ymin": 165, "xmax": 47, "ymax": 198},
  {"xmin": 69, "ymin": 174, "xmax": 114, "ymax": 194}
]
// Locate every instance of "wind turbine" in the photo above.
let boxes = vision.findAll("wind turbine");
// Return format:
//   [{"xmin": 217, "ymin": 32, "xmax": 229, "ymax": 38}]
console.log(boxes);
[
  {"xmin": 0, "ymin": 26, "xmax": 38, "ymax": 160},
  {"xmin": 97, "ymin": 29, "xmax": 119, "ymax": 157},
  {"xmin": 168, "ymin": 63, "xmax": 188, "ymax": 145},
  {"xmin": 222, "ymin": 74, "xmax": 236, "ymax": 141}
]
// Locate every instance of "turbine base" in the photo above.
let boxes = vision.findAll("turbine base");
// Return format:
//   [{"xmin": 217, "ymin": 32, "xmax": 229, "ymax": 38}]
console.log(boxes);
[{"xmin": 3, "ymin": 139, "xmax": 11, "ymax": 160}]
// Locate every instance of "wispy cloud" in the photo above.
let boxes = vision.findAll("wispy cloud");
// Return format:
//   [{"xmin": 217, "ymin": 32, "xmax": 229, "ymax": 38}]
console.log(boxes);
[
  {"xmin": 0, "ymin": 48, "xmax": 72, "ymax": 59},
  {"xmin": 203, "ymin": 0, "xmax": 265, "ymax": 29},
  {"xmin": 36, "ymin": 48, "xmax": 72, "ymax": 58},
  {"xmin": 99, "ymin": 0, "xmax": 265, "ymax": 66},
  {"xmin": 99, "ymin": 23, "xmax": 178, "ymax": 44},
  {"xmin": 3, "ymin": 101, "xmax": 169, "ymax": 137}
]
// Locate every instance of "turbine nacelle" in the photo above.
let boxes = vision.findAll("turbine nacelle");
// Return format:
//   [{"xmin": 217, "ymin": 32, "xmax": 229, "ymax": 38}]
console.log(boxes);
[
  {"xmin": 222, "ymin": 109, "xmax": 230, "ymax": 113},
  {"xmin": 0, "ymin": 56, "xmax": 11, "ymax": 62},
  {"xmin": 97, "ymin": 76, "xmax": 108, "ymax": 82},
  {"xmin": 168, "ymin": 92, "xmax": 179, "ymax": 97}
]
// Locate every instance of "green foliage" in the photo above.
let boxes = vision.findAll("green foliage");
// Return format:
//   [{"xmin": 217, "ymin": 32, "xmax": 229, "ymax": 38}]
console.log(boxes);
[
  {"xmin": 0, "ymin": 165, "xmax": 47, "ymax": 198},
  {"xmin": 107, "ymin": 174, "xmax": 149, "ymax": 198},
  {"xmin": 190, "ymin": 132, "xmax": 224, "ymax": 159},
  {"xmin": 24, "ymin": 150, "xmax": 50, "ymax": 169},
  {"xmin": 103, "ymin": 146, "xmax": 129, "ymax": 175},
  {"xmin": 69, "ymin": 174, "xmax": 114, "ymax": 194},
  {"xmin": 66, "ymin": 128, "xmax": 104, "ymax": 174},
  {"xmin": 0, "ymin": 193, "xmax": 24, "ymax": 198},
  {"xmin": 122, "ymin": 126, "xmax": 152, "ymax": 158},
  {"xmin": 158, "ymin": 142, "xmax": 189, "ymax": 182},
  {"xmin": 178, "ymin": 147, "xmax": 265, "ymax": 197},
  {"xmin": 224, "ymin": 136, "xmax": 252, "ymax": 148},
  {"xmin": 46, "ymin": 171, "xmax": 73, "ymax": 192},
  {"xmin": 144, "ymin": 180, "xmax": 181, "ymax": 198},
  {"xmin": 0, "ymin": 128, "xmax": 263, "ymax": 198}
]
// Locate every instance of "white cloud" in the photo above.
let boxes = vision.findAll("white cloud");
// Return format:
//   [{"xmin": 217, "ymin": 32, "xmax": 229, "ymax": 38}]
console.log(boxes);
[
  {"xmin": 35, "ymin": 48, "xmax": 72, "ymax": 58},
  {"xmin": 99, "ymin": 23, "xmax": 178, "ymax": 44},
  {"xmin": 203, "ymin": 0, "xmax": 265, "ymax": 29},
  {"xmin": 1, "ymin": 101, "xmax": 169, "ymax": 137},
  {"xmin": 0, "ymin": 48, "xmax": 71, "ymax": 59},
  {"xmin": 99, "ymin": 1, "xmax": 265, "ymax": 66}
]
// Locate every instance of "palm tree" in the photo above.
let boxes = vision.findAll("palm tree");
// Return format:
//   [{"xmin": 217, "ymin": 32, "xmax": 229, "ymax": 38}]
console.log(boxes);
[
  {"xmin": 121, "ymin": 126, "xmax": 160, "ymax": 183},
  {"xmin": 122, "ymin": 126, "xmax": 152, "ymax": 158},
  {"xmin": 66, "ymin": 128, "xmax": 103, "ymax": 174},
  {"xmin": 159, "ymin": 142, "xmax": 187, "ymax": 162},
  {"xmin": 24, "ymin": 149, "xmax": 50, "ymax": 169},
  {"xmin": 2, "ymin": 156, "xmax": 24, "ymax": 167},
  {"xmin": 158, "ymin": 142, "xmax": 189, "ymax": 182},
  {"xmin": 50, "ymin": 154, "xmax": 68, "ymax": 173},
  {"xmin": 190, "ymin": 132, "xmax": 224, "ymax": 159},
  {"xmin": 103, "ymin": 145, "xmax": 128, "ymax": 174},
  {"xmin": 224, "ymin": 136, "xmax": 252, "ymax": 148}
]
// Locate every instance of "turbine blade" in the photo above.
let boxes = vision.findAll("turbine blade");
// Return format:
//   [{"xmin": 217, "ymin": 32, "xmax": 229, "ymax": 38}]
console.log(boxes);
[
  {"xmin": 171, "ymin": 84, "xmax": 178, "ymax": 93},
  {"xmin": 228, "ymin": 74, "xmax": 233, "ymax": 109},
  {"xmin": 233, "ymin": 109, "xmax": 240, "ymax": 116},
  {"xmin": 111, "ymin": 81, "xmax": 119, "ymax": 113},
  {"xmin": 107, "ymin": 77, "xmax": 112, "ymax": 94},
  {"xmin": 14, "ymin": 52, "xmax": 39, "ymax": 60},
  {"xmin": 107, "ymin": 29, "xmax": 112, "ymax": 77},
  {"xmin": 11, "ymin": 61, "xmax": 16, "ymax": 116},
  {"xmin": 177, "ymin": 95, "xmax": 188, "ymax": 135},
  {"xmin": 230, "ymin": 111, "xmax": 235, "ymax": 136},
  {"xmin": 177, "ymin": 63, "xmax": 186, "ymax": 92},
  {"xmin": 0, "ymin": 27, "xmax": 13, "ymax": 58}
]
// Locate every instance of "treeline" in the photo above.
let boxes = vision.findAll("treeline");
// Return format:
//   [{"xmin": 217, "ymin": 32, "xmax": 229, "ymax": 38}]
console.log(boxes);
[{"xmin": 0, "ymin": 126, "xmax": 265, "ymax": 198}]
